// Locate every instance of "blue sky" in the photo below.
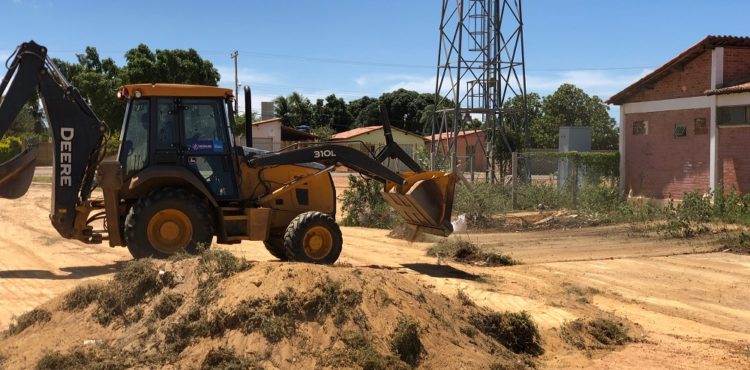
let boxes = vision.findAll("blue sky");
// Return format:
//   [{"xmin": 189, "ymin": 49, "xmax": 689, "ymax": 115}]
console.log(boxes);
[{"xmin": 2, "ymin": 0, "xmax": 750, "ymax": 120}]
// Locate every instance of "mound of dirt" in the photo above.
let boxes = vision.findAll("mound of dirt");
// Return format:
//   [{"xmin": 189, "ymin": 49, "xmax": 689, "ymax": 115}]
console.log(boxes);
[{"xmin": 0, "ymin": 251, "xmax": 538, "ymax": 369}]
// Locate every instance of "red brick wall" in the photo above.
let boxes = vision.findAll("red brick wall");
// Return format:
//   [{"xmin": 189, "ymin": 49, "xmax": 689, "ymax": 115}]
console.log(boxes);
[
  {"xmin": 428, "ymin": 132, "xmax": 487, "ymax": 171},
  {"xmin": 718, "ymin": 127, "xmax": 750, "ymax": 192},
  {"xmin": 624, "ymin": 108, "xmax": 710, "ymax": 198},
  {"xmin": 627, "ymin": 51, "xmax": 712, "ymax": 103},
  {"xmin": 723, "ymin": 47, "xmax": 750, "ymax": 84}
]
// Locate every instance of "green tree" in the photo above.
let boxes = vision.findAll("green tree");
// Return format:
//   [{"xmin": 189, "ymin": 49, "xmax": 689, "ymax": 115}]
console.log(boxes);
[
  {"xmin": 274, "ymin": 92, "xmax": 313, "ymax": 127},
  {"xmin": 348, "ymin": 96, "xmax": 380, "ymax": 128},
  {"xmin": 53, "ymin": 47, "xmax": 125, "ymax": 131},
  {"xmin": 379, "ymin": 89, "xmax": 434, "ymax": 133},
  {"xmin": 121, "ymin": 45, "xmax": 220, "ymax": 85},
  {"xmin": 312, "ymin": 94, "xmax": 353, "ymax": 131},
  {"xmin": 533, "ymin": 84, "xmax": 618, "ymax": 150}
]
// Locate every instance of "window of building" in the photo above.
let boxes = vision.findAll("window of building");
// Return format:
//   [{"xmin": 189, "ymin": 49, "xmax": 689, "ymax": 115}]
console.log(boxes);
[
  {"xmin": 717, "ymin": 105, "xmax": 750, "ymax": 125},
  {"xmin": 674, "ymin": 124, "xmax": 687, "ymax": 138},
  {"xmin": 694, "ymin": 118, "xmax": 708, "ymax": 135},
  {"xmin": 632, "ymin": 120, "xmax": 647, "ymax": 135}
]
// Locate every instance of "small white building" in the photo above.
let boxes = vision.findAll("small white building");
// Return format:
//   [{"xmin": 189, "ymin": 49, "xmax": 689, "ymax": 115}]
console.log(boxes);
[{"xmin": 237, "ymin": 118, "xmax": 318, "ymax": 151}]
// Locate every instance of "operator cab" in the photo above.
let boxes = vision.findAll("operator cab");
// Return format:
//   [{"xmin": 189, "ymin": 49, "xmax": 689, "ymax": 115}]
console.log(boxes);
[{"xmin": 118, "ymin": 84, "xmax": 239, "ymax": 200}]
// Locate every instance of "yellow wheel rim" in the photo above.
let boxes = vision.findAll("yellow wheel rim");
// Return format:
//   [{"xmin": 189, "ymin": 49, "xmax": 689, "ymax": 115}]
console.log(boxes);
[
  {"xmin": 147, "ymin": 209, "xmax": 193, "ymax": 254},
  {"xmin": 303, "ymin": 226, "xmax": 333, "ymax": 260}
]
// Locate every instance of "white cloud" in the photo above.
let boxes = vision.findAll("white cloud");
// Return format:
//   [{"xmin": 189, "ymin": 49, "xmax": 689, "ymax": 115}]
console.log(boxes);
[
  {"xmin": 354, "ymin": 73, "xmax": 436, "ymax": 95},
  {"xmin": 526, "ymin": 69, "xmax": 653, "ymax": 100}
]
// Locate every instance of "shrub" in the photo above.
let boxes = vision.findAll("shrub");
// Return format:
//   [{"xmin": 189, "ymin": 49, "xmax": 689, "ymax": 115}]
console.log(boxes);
[
  {"xmin": 341, "ymin": 175, "xmax": 400, "ymax": 228},
  {"xmin": 0, "ymin": 136, "xmax": 22, "ymax": 164},
  {"xmin": 201, "ymin": 348, "xmax": 259, "ymax": 370},
  {"xmin": 427, "ymin": 239, "xmax": 518, "ymax": 266},
  {"xmin": 454, "ymin": 183, "xmax": 508, "ymax": 227},
  {"xmin": 719, "ymin": 232, "xmax": 750, "ymax": 254},
  {"xmin": 560, "ymin": 318, "xmax": 630, "ymax": 349},
  {"xmin": 659, "ymin": 191, "xmax": 711, "ymax": 238},
  {"xmin": 94, "ymin": 259, "xmax": 167, "ymax": 326},
  {"xmin": 62, "ymin": 284, "xmax": 105, "ymax": 311},
  {"xmin": 390, "ymin": 318, "xmax": 422, "ymax": 366},
  {"xmin": 35, "ymin": 347, "xmax": 135, "ymax": 370},
  {"xmin": 153, "ymin": 292, "xmax": 184, "ymax": 319},
  {"xmin": 470, "ymin": 311, "xmax": 543, "ymax": 355},
  {"xmin": 7, "ymin": 308, "xmax": 51, "ymax": 336}
]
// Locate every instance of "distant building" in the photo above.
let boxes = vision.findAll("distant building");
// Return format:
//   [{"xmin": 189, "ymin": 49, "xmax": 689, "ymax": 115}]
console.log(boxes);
[
  {"xmin": 330, "ymin": 125, "xmax": 425, "ymax": 172},
  {"xmin": 424, "ymin": 130, "xmax": 487, "ymax": 172},
  {"xmin": 607, "ymin": 35, "xmax": 750, "ymax": 198},
  {"xmin": 240, "ymin": 118, "xmax": 317, "ymax": 151}
]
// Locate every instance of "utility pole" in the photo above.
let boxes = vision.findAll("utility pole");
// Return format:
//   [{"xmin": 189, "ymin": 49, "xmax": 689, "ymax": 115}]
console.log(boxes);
[{"xmin": 231, "ymin": 50, "xmax": 239, "ymax": 113}]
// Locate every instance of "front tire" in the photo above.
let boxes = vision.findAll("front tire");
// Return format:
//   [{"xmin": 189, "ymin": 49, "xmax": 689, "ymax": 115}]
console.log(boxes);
[
  {"xmin": 124, "ymin": 188, "xmax": 213, "ymax": 259},
  {"xmin": 283, "ymin": 211, "xmax": 342, "ymax": 264},
  {"xmin": 264, "ymin": 237, "xmax": 288, "ymax": 261}
]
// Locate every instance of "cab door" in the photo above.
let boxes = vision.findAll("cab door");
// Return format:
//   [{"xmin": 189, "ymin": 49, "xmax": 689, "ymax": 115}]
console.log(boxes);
[{"xmin": 178, "ymin": 98, "xmax": 238, "ymax": 200}]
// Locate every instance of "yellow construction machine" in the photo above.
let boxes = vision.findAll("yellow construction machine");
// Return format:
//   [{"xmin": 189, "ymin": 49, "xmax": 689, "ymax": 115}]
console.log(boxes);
[{"xmin": 0, "ymin": 41, "xmax": 458, "ymax": 263}]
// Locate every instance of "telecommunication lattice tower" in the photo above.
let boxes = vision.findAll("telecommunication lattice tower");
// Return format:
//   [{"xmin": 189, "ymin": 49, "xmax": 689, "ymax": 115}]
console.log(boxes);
[{"xmin": 431, "ymin": 0, "xmax": 528, "ymax": 182}]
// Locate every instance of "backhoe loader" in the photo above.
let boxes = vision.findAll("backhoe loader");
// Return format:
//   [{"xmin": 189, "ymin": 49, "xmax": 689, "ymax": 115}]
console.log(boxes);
[{"xmin": 0, "ymin": 41, "xmax": 458, "ymax": 263}]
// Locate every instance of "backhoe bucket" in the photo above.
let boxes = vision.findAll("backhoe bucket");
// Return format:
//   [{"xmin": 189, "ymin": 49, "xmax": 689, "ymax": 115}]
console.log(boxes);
[
  {"xmin": 382, "ymin": 171, "xmax": 458, "ymax": 237},
  {"xmin": 0, "ymin": 146, "xmax": 37, "ymax": 199}
]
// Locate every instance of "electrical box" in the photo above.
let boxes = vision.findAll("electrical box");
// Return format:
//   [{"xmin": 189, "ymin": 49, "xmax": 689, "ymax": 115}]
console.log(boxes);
[{"xmin": 558, "ymin": 126, "xmax": 592, "ymax": 190}]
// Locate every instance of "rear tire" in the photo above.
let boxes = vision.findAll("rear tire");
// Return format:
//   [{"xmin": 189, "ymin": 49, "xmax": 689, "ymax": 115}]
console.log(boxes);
[
  {"xmin": 263, "ymin": 237, "xmax": 288, "ymax": 261},
  {"xmin": 124, "ymin": 188, "xmax": 213, "ymax": 259},
  {"xmin": 284, "ymin": 211, "xmax": 342, "ymax": 264}
]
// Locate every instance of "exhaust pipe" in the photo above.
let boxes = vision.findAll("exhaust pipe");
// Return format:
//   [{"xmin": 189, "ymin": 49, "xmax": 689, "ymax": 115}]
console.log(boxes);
[{"xmin": 244, "ymin": 85, "xmax": 252, "ymax": 147}]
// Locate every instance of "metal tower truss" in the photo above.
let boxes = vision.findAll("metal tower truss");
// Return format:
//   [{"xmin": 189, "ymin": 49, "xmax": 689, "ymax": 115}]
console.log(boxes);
[{"xmin": 431, "ymin": 0, "xmax": 527, "ymax": 182}]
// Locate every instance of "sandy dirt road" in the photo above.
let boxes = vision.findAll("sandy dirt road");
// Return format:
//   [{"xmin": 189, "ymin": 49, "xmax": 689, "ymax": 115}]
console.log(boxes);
[{"xmin": 1, "ymin": 184, "xmax": 749, "ymax": 369}]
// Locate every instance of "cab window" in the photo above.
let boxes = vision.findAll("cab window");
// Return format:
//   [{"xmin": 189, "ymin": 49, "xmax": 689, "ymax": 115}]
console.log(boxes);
[
  {"xmin": 183, "ymin": 99, "xmax": 227, "ymax": 153},
  {"xmin": 120, "ymin": 99, "xmax": 149, "ymax": 178}
]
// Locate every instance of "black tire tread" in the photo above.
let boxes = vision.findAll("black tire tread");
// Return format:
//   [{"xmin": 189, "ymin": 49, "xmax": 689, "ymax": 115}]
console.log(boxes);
[
  {"xmin": 124, "ymin": 187, "xmax": 213, "ymax": 259},
  {"xmin": 283, "ymin": 211, "xmax": 342, "ymax": 264},
  {"xmin": 263, "ymin": 237, "xmax": 288, "ymax": 261}
]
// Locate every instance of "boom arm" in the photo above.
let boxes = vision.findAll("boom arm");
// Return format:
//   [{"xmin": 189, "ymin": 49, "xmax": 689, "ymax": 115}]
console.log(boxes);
[{"xmin": 0, "ymin": 41, "xmax": 106, "ymax": 239}]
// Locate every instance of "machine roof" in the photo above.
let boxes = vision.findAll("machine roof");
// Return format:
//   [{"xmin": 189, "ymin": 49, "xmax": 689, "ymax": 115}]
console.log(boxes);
[{"xmin": 119, "ymin": 84, "xmax": 234, "ymax": 98}]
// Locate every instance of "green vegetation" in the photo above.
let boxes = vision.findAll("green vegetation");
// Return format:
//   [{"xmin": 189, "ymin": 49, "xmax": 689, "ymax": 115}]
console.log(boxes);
[
  {"xmin": 427, "ymin": 239, "xmax": 517, "ymax": 266},
  {"xmin": 0, "ymin": 136, "xmax": 23, "ymax": 163},
  {"xmin": 390, "ymin": 317, "xmax": 422, "ymax": 366},
  {"xmin": 6, "ymin": 308, "xmax": 52, "ymax": 336},
  {"xmin": 321, "ymin": 331, "xmax": 409, "ymax": 370},
  {"xmin": 341, "ymin": 174, "xmax": 400, "ymax": 228},
  {"xmin": 196, "ymin": 250, "xmax": 253, "ymax": 306},
  {"xmin": 560, "ymin": 318, "xmax": 631, "ymax": 350},
  {"xmin": 165, "ymin": 278, "xmax": 364, "ymax": 354},
  {"xmin": 200, "ymin": 348, "xmax": 261, "ymax": 370},
  {"xmin": 93, "ymin": 259, "xmax": 168, "ymax": 326},
  {"xmin": 62, "ymin": 283, "xmax": 105, "ymax": 311},
  {"xmin": 719, "ymin": 232, "xmax": 750, "ymax": 254},
  {"xmin": 469, "ymin": 311, "xmax": 543, "ymax": 355},
  {"xmin": 35, "ymin": 346, "xmax": 141, "ymax": 370},
  {"xmin": 153, "ymin": 292, "xmax": 184, "ymax": 319}
]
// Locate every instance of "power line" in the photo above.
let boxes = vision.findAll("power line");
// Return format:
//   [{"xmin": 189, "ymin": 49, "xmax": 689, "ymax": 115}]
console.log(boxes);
[{"xmin": 40, "ymin": 48, "xmax": 655, "ymax": 72}]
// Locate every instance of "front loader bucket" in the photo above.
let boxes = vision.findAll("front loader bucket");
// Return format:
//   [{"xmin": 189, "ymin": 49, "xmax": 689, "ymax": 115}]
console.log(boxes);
[
  {"xmin": 0, "ymin": 146, "xmax": 37, "ymax": 199},
  {"xmin": 382, "ymin": 171, "xmax": 458, "ymax": 237}
]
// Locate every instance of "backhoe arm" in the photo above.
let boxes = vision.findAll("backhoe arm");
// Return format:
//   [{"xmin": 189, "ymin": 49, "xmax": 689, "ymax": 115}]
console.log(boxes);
[{"xmin": 0, "ymin": 41, "xmax": 106, "ymax": 239}]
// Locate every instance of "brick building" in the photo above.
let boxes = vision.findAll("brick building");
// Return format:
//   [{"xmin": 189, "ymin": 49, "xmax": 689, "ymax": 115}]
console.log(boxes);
[{"xmin": 607, "ymin": 36, "xmax": 750, "ymax": 198}]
